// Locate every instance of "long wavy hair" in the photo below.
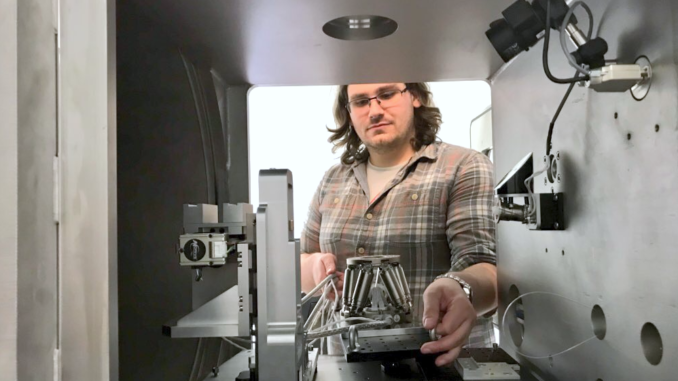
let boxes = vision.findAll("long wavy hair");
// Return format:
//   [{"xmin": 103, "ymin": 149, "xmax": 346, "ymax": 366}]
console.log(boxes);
[{"xmin": 328, "ymin": 83, "xmax": 442, "ymax": 166}]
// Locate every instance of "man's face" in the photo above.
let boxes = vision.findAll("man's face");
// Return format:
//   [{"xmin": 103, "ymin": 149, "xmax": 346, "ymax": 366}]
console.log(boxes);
[{"xmin": 346, "ymin": 83, "xmax": 421, "ymax": 153}]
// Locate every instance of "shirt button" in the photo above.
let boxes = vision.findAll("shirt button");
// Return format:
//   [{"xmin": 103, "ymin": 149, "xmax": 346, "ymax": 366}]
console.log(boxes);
[
  {"xmin": 366, "ymin": 213, "xmax": 373, "ymax": 220},
  {"xmin": 357, "ymin": 247, "xmax": 365, "ymax": 254},
  {"xmin": 334, "ymin": 197, "xmax": 340, "ymax": 204},
  {"xmin": 411, "ymin": 193, "xmax": 419, "ymax": 201}
]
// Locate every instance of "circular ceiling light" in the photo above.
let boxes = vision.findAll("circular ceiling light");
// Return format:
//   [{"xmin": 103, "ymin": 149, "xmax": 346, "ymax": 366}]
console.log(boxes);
[{"xmin": 323, "ymin": 15, "xmax": 398, "ymax": 41}]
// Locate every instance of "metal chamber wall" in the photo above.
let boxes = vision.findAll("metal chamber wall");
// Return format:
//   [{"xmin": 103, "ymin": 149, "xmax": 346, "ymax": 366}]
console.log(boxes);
[
  {"xmin": 493, "ymin": 0, "xmax": 678, "ymax": 380},
  {"xmin": 117, "ymin": 2, "xmax": 243, "ymax": 379}
]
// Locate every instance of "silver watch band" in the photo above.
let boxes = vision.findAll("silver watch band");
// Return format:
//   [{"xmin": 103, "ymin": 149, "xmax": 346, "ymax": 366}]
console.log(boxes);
[{"xmin": 435, "ymin": 273, "xmax": 473, "ymax": 303}]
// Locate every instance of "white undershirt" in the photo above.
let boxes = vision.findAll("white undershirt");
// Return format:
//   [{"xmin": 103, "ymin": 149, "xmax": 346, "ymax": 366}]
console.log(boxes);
[{"xmin": 366, "ymin": 160, "xmax": 403, "ymax": 202}]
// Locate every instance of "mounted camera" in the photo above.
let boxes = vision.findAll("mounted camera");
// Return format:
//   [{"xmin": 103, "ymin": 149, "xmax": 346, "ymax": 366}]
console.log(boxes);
[{"xmin": 486, "ymin": 0, "xmax": 651, "ymax": 94}]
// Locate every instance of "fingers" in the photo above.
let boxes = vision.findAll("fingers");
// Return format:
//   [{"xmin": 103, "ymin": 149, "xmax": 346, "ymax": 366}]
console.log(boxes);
[
  {"xmin": 312, "ymin": 253, "xmax": 334, "ymax": 284},
  {"xmin": 422, "ymin": 283, "xmax": 443, "ymax": 330},
  {"xmin": 329, "ymin": 271, "xmax": 344, "ymax": 301},
  {"xmin": 434, "ymin": 346, "xmax": 462, "ymax": 367},
  {"xmin": 420, "ymin": 319, "xmax": 473, "ymax": 355},
  {"xmin": 319, "ymin": 253, "xmax": 337, "ymax": 275},
  {"xmin": 436, "ymin": 298, "xmax": 473, "ymax": 336},
  {"xmin": 420, "ymin": 287, "xmax": 476, "ymax": 365}
]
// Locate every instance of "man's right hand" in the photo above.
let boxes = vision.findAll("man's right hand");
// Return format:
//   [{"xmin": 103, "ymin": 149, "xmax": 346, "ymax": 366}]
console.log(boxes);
[{"xmin": 300, "ymin": 253, "xmax": 343, "ymax": 299}]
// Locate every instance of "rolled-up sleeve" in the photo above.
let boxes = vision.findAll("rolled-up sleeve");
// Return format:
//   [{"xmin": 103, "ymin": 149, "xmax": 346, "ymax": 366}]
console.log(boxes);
[{"xmin": 446, "ymin": 152, "xmax": 497, "ymax": 272}]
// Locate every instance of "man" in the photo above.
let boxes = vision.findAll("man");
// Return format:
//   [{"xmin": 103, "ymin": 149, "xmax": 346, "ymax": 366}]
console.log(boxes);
[{"xmin": 300, "ymin": 82, "xmax": 497, "ymax": 367}]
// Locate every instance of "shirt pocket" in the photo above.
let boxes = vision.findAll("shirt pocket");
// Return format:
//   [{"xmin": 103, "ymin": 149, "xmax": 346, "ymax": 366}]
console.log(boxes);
[
  {"xmin": 318, "ymin": 189, "xmax": 359, "ymax": 245},
  {"xmin": 386, "ymin": 185, "xmax": 446, "ymax": 244}
]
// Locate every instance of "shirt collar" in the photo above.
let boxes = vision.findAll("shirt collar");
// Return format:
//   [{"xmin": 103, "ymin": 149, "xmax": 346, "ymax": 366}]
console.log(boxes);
[{"xmin": 352, "ymin": 142, "xmax": 438, "ymax": 168}]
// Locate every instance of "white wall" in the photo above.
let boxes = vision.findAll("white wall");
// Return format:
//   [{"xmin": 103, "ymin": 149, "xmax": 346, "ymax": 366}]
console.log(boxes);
[{"xmin": 248, "ymin": 81, "xmax": 491, "ymax": 238}]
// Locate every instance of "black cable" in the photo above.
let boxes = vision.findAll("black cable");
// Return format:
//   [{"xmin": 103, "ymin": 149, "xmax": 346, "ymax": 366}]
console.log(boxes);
[
  {"xmin": 546, "ymin": 71, "xmax": 580, "ymax": 156},
  {"xmin": 543, "ymin": 0, "xmax": 590, "ymax": 84}
]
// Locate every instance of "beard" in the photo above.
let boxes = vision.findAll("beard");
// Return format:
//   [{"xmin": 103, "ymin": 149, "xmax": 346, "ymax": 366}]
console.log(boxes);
[{"xmin": 364, "ymin": 124, "xmax": 414, "ymax": 154}]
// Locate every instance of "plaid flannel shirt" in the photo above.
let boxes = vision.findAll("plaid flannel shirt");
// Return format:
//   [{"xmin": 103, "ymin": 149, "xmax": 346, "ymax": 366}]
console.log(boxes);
[{"xmin": 301, "ymin": 142, "xmax": 497, "ymax": 347}]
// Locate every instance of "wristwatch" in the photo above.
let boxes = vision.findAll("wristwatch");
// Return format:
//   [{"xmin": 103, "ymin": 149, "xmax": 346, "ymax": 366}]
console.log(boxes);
[{"xmin": 435, "ymin": 273, "xmax": 473, "ymax": 303}]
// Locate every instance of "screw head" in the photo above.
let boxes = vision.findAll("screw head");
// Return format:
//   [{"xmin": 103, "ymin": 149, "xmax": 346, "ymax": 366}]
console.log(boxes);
[{"xmin": 553, "ymin": 222, "xmax": 560, "ymax": 229}]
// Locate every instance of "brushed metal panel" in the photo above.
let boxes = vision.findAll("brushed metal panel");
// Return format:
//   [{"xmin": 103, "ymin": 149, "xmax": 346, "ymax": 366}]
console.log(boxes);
[
  {"xmin": 492, "ymin": 0, "xmax": 678, "ymax": 379},
  {"xmin": 226, "ymin": 86, "xmax": 250, "ymax": 203},
  {"xmin": 130, "ymin": 0, "xmax": 513, "ymax": 85},
  {"xmin": 0, "ymin": 0, "xmax": 18, "ymax": 378},
  {"xmin": 16, "ymin": 0, "xmax": 59, "ymax": 379},
  {"xmin": 60, "ymin": 0, "xmax": 117, "ymax": 379}
]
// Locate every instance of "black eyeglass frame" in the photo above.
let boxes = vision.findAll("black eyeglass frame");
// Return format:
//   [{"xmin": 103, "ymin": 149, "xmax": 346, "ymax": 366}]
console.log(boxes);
[{"xmin": 345, "ymin": 86, "xmax": 410, "ymax": 113}]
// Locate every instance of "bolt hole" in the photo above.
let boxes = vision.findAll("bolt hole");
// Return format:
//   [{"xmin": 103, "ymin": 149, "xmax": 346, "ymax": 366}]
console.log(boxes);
[
  {"xmin": 641, "ymin": 323, "xmax": 663, "ymax": 365},
  {"xmin": 508, "ymin": 285, "xmax": 524, "ymax": 347},
  {"xmin": 627, "ymin": 133, "xmax": 632, "ymax": 140},
  {"xmin": 655, "ymin": 124, "xmax": 660, "ymax": 132},
  {"xmin": 545, "ymin": 248, "xmax": 548, "ymax": 253},
  {"xmin": 219, "ymin": 228, "xmax": 225, "ymax": 233},
  {"xmin": 614, "ymin": 112, "xmax": 618, "ymax": 119},
  {"xmin": 591, "ymin": 305, "xmax": 607, "ymax": 340},
  {"xmin": 562, "ymin": 250, "xmax": 565, "ymax": 256}
]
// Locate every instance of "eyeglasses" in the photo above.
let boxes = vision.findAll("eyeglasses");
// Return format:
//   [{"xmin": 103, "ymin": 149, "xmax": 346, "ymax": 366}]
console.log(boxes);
[{"xmin": 346, "ymin": 87, "xmax": 409, "ymax": 114}]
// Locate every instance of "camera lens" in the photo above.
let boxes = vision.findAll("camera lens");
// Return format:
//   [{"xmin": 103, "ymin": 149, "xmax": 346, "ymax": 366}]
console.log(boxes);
[{"xmin": 486, "ymin": 19, "xmax": 523, "ymax": 62}]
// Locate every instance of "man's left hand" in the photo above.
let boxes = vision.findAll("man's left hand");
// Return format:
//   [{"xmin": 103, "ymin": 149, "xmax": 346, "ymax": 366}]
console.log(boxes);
[{"xmin": 420, "ymin": 278, "xmax": 477, "ymax": 367}]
